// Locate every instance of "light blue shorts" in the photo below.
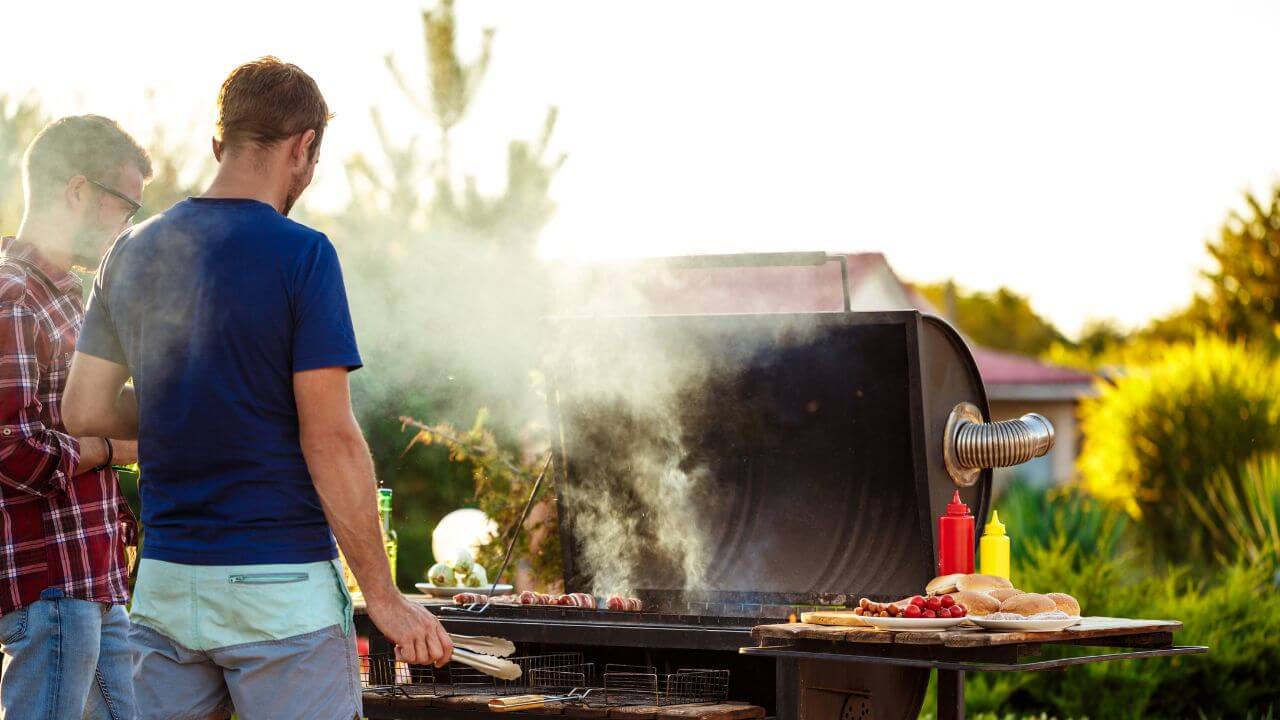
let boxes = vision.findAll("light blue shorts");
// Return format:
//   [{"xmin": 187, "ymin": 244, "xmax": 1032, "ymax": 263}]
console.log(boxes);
[{"xmin": 129, "ymin": 559, "xmax": 360, "ymax": 720}]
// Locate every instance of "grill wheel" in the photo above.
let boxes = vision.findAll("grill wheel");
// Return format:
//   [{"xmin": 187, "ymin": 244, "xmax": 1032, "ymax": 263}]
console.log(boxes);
[{"xmin": 841, "ymin": 694, "xmax": 873, "ymax": 720}]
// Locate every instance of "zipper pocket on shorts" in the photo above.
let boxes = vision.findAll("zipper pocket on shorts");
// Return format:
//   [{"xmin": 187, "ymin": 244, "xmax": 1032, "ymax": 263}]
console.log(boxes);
[{"xmin": 227, "ymin": 572, "xmax": 310, "ymax": 585}]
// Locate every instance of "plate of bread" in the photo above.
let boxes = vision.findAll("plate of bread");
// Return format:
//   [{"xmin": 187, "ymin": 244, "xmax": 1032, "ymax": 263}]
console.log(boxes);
[{"xmin": 926, "ymin": 573, "xmax": 1082, "ymax": 632}]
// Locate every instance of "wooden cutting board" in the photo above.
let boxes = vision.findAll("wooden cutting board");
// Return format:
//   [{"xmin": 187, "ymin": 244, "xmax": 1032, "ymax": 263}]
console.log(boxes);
[{"xmin": 799, "ymin": 610, "xmax": 871, "ymax": 627}]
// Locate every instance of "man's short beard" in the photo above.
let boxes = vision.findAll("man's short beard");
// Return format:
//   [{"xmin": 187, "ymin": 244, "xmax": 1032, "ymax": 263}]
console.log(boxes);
[
  {"xmin": 69, "ymin": 217, "xmax": 113, "ymax": 270},
  {"xmin": 282, "ymin": 172, "xmax": 307, "ymax": 217}
]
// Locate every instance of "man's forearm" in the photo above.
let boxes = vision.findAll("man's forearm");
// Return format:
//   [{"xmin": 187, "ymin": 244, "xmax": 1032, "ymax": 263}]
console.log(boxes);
[
  {"xmin": 304, "ymin": 427, "xmax": 398, "ymax": 602},
  {"xmin": 100, "ymin": 384, "xmax": 139, "ymax": 440}
]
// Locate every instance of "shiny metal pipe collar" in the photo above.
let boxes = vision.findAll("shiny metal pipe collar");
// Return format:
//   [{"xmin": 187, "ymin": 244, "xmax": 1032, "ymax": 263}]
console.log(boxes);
[{"xmin": 943, "ymin": 403, "xmax": 1056, "ymax": 487}]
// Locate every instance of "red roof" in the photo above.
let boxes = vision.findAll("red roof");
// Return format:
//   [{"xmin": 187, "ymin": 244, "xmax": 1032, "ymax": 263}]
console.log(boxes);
[
  {"xmin": 552, "ymin": 252, "xmax": 1093, "ymax": 392},
  {"xmin": 970, "ymin": 347, "xmax": 1093, "ymax": 386}
]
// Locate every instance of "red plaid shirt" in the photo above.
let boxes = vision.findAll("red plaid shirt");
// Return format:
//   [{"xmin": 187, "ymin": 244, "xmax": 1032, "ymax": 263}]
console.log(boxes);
[{"xmin": 0, "ymin": 237, "xmax": 136, "ymax": 615}]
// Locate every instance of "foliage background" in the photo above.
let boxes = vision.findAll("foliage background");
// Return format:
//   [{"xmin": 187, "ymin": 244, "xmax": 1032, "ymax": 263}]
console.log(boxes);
[{"xmin": 4, "ymin": 1, "xmax": 1280, "ymax": 713}]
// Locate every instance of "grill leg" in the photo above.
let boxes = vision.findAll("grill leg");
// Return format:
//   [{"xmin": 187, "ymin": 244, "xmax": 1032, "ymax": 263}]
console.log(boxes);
[
  {"xmin": 775, "ymin": 658, "xmax": 799, "ymax": 720},
  {"xmin": 936, "ymin": 669, "xmax": 965, "ymax": 720}
]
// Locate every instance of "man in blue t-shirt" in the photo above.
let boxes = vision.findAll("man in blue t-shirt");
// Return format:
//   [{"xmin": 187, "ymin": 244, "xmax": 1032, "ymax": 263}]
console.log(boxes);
[{"xmin": 63, "ymin": 57, "xmax": 452, "ymax": 719}]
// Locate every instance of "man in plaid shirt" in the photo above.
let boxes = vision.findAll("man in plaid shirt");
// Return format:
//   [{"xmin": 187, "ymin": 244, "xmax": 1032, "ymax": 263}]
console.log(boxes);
[{"xmin": 0, "ymin": 116, "xmax": 150, "ymax": 719}]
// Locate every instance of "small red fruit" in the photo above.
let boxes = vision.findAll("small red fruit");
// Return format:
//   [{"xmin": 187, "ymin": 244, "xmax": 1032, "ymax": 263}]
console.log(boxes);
[
  {"xmin": 949, "ymin": 605, "xmax": 965, "ymax": 618},
  {"xmin": 940, "ymin": 594, "xmax": 955, "ymax": 608},
  {"xmin": 923, "ymin": 609, "xmax": 937, "ymax": 619},
  {"xmin": 954, "ymin": 604, "xmax": 967, "ymax": 616},
  {"xmin": 909, "ymin": 595, "xmax": 926, "ymax": 608},
  {"xmin": 904, "ymin": 604, "xmax": 923, "ymax": 618},
  {"xmin": 926, "ymin": 597, "xmax": 943, "ymax": 611}
]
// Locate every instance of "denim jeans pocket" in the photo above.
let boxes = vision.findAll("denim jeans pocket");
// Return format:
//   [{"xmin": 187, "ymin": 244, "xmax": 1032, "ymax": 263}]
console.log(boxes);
[{"xmin": 0, "ymin": 607, "xmax": 28, "ymax": 644}]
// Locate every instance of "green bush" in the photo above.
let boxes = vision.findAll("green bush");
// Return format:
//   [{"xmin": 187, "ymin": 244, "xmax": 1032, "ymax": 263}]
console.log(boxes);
[
  {"xmin": 994, "ymin": 482, "xmax": 1130, "ymax": 573},
  {"xmin": 1077, "ymin": 336, "xmax": 1280, "ymax": 564},
  {"xmin": 959, "ymin": 503, "xmax": 1280, "ymax": 719},
  {"xmin": 1182, "ymin": 453, "xmax": 1280, "ymax": 567}
]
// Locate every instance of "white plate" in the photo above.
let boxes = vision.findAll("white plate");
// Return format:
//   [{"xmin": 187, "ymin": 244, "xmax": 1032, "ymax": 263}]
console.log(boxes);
[
  {"xmin": 859, "ymin": 615, "xmax": 968, "ymax": 631},
  {"xmin": 415, "ymin": 583, "xmax": 514, "ymax": 598},
  {"xmin": 970, "ymin": 616, "xmax": 1082, "ymax": 632}
]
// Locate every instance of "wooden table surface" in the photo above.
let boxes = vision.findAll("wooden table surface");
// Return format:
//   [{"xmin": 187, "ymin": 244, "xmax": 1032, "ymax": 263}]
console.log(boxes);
[{"xmin": 751, "ymin": 616, "xmax": 1183, "ymax": 648}]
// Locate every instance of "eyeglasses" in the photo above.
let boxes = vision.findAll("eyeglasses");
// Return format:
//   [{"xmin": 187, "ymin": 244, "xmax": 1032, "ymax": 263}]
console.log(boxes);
[{"xmin": 86, "ymin": 179, "xmax": 142, "ymax": 221}]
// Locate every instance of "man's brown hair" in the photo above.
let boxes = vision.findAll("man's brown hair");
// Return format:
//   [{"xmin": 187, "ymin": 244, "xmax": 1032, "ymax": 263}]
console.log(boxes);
[
  {"xmin": 216, "ymin": 57, "xmax": 332, "ymax": 158},
  {"xmin": 23, "ymin": 115, "xmax": 152, "ymax": 207}
]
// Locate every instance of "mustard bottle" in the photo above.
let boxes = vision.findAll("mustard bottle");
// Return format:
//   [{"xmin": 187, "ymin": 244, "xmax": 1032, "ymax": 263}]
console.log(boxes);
[{"xmin": 980, "ymin": 510, "xmax": 1011, "ymax": 583}]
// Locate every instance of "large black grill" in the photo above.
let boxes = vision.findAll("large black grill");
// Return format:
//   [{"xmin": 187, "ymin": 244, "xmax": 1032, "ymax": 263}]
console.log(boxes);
[{"xmin": 359, "ymin": 308, "xmax": 1019, "ymax": 720}]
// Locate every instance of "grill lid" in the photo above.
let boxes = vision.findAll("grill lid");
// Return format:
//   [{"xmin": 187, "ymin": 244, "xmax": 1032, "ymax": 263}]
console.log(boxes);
[{"xmin": 548, "ymin": 311, "xmax": 989, "ymax": 604}]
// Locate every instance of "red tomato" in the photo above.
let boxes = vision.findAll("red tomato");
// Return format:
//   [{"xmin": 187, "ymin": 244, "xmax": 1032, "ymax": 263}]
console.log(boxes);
[
  {"xmin": 922, "ymin": 609, "xmax": 937, "ymax": 619},
  {"xmin": 926, "ymin": 596, "xmax": 943, "ymax": 612},
  {"xmin": 904, "ymin": 604, "xmax": 923, "ymax": 618},
  {"xmin": 949, "ymin": 605, "xmax": 966, "ymax": 618},
  {"xmin": 940, "ymin": 594, "xmax": 956, "ymax": 608},
  {"xmin": 909, "ymin": 595, "xmax": 926, "ymax": 608}
]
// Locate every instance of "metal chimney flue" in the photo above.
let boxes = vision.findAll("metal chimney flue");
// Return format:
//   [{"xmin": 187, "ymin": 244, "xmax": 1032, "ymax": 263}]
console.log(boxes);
[{"xmin": 943, "ymin": 402, "xmax": 1055, "ymax": 487}]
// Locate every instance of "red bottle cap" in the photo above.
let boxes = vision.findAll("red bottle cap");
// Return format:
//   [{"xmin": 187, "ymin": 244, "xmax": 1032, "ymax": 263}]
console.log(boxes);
[{"xmin": 946, "ymin": 490, "xmax": 971, "ymax": 517}]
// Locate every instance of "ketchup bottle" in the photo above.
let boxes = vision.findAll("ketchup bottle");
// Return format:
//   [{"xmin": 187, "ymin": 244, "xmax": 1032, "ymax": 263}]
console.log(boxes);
[{"xmin": 938, "ymin": 490, "xmax": 975, "ymax": 575}]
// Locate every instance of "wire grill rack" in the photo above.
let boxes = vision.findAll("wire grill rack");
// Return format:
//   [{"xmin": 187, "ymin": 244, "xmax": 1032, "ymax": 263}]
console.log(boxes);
[
  {"xmin": 602, "ymin": 665, "xmax": 731, "ymax": 707},
  {"xmin": 360, "ymin": 654, "xmax": 728, "ymax": 707},
  {"xmin": 362, "ymin": 653, "xmax": 591, "ymax": 699}
]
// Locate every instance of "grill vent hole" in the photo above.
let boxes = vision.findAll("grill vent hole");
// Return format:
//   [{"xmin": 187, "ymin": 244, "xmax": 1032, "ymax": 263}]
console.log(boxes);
[{"xmin": 840, "ymin": 694, "xmax": 872, "ymax": 720}]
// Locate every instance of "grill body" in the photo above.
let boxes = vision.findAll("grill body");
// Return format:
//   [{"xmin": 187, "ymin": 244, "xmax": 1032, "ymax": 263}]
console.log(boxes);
[{"xmin": 367, "ymin": 310, "xmax": 1013, "ymax": 719}]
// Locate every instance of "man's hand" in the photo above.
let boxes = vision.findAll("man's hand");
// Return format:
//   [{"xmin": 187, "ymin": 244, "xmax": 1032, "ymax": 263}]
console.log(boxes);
[
  {"xmin": 366, "ymin": 595, "xmax": 454, "ymax": 667},
  {"xmin": 72, "ymin": 437, "xmax": 109, "ymax": 475}
]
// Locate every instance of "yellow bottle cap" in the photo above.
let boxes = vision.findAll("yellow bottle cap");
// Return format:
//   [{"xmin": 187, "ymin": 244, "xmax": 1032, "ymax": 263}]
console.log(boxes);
[{"xmin": 983, "ymin": 510, "xmax": 1007, "ymax": 536}]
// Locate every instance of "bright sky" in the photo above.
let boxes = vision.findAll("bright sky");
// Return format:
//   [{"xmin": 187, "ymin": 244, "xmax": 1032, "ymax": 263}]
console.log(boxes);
[{"xmin": 5, "ymin": 1, "xmax": 1280, "ymax": 337}]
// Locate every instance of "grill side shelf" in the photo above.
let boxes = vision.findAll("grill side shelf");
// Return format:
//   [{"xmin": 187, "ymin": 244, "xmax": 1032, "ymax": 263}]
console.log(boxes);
[{"xmin": 751, "ymin": 616, "xmax": 1184, "ymax": 648}]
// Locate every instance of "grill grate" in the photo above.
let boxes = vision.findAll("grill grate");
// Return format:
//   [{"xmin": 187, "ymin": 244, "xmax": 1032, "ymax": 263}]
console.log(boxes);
[
  {"xmin": 360, "ymin": 654, "xmax": 729, "ymax": 707},
  {"xmin": 362, "ymin": 653, "xmax": 590, "ymax": 698},
  {"xmin": 602, "ymin": 665, "xmax": 731, "ymax": 707}
]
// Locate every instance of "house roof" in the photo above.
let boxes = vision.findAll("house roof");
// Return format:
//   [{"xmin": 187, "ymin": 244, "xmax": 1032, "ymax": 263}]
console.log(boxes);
[{"xmin": 551, "ymin": 252, "xmax": 1095, "ymax": 399}]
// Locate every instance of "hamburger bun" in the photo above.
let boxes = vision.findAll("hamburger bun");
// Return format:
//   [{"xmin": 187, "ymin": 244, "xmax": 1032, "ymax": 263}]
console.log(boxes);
[
  {"xmin": 999, "ymin": 592, "xmax": 1056, "ymax": 617},
  {"xmin": 989, "ymin": 587, "xmax": 1023, "ymax": 602},
  {"xmin": 1046, "ymin": 592, "xmax": 1081, "ymax": 616},
  {"xmin": 956, "ymin": 574, "xmax": 1014, "ymax": 593},
  {"xmin": 953, "ymin": 590, "xmax": 1000, "ymax": 616},
  {"xmin": 926, "ymin": 573, "xmax": 965, "ymax": 596}
]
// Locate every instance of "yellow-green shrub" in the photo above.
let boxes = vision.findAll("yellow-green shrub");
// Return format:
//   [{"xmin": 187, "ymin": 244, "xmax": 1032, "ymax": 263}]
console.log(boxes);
[
  {"xmin": 1077, "ymin": 336, "xmax": 1280, "ymax": 564},
  {"xmin": 959, "ymin": 511, "xmax": 1280, "ymax": 719}
]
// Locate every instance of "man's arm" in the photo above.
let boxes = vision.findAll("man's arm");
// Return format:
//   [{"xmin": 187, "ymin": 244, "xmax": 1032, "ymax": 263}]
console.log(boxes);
[
  {"xmin": 295, "ymin": 366, "xmax": 453, "ymax": 667},
  {"xmin": 63, "ymin": 352, "xmax": 139, "ymax": 440},
  {"xmin": 0, "ymin": 304, "xmax": 111, "ymax": 496}
]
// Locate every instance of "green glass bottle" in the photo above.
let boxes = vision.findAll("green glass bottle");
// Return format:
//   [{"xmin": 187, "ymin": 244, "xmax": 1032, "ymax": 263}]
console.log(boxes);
[{"xmin": 377, "ymin": 487, "xmax": 398, "ymax": 589}]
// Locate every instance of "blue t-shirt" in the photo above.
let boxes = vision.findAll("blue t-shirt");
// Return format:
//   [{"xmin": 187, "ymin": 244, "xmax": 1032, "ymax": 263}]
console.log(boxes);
[{"xmin": 78, "ymin": 197, "xmax": 362, "ymax": 566}]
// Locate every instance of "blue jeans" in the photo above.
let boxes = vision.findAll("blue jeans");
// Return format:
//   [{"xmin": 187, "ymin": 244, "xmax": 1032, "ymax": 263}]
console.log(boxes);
[{"xmin": 0, "ymin": 589, "xmax": 136, "ymax": 720}]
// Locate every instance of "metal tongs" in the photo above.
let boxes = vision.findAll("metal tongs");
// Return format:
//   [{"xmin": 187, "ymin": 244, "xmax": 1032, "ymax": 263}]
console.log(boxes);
[
  {"xmin": 487, "ymin": 688, "xmax": 596, "ymax": 712},
  {"xmin": 397, "ymin": 634, "xmax": 520, "ymax": 681},
  {"xmin": 443, "ymin": 454, "xmax": 553, "ymax": 616},
  {"xmin": 450, "ymin": 646, "xmax": 521, "ymax": 681}
]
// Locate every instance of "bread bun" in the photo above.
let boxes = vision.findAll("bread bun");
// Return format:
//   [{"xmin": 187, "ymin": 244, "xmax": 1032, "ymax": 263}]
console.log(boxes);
[
  {"xmin": 953, "ymin": 590, "xmax": 1000, "ymax": 616},
  {"xmin": 1046, "ymin": 592, "xmax": 1081, "ymax": 616},
  {"xmin": 926, "ymin": 573, "xmax": 965, "ymax": 596},
  {"xmin": 956, "ymin": 574, "xmax": 1014, "ymax": 593},
  {"xmin": 999, "ymin": 592, "xmax": 1056, "ymax": 616},
  {"xmin": 989, "ymin": 587, "xmax": 1023, "ymax": 602}
]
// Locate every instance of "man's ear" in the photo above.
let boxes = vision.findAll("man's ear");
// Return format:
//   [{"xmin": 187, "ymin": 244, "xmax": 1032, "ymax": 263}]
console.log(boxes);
[
  {"xmin": 293, "ymin": 129, "xmax": 317, "ymax": 168},
  {"xmin": 211, "ymin": 137, "xmax": 224, "ymax": 162},
  {"xmin": 64, "ymin": 175, "xmax": 89, "ymax": 211}
]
